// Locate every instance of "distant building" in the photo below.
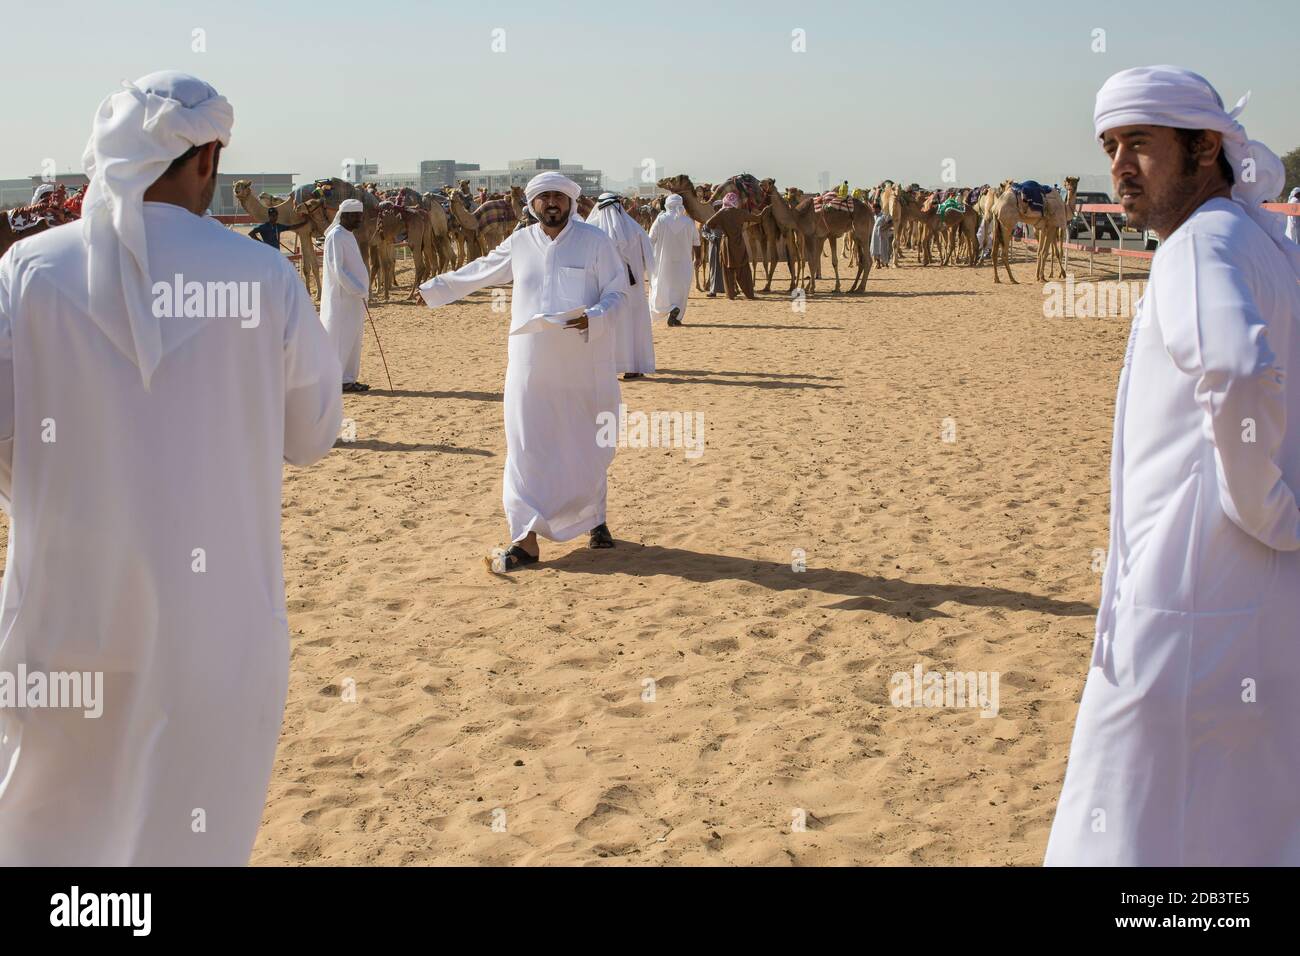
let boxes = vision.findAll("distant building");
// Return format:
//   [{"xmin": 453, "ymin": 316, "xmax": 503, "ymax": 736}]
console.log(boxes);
[
  {"xmin": 370, "ymin": 172, "xmax": 421, "ymax": 191},
  {"xmin": 418, "ymin": 160, "xmax": 482, "ymax": 193},
  {"xmin": 344, "ymin": 162, "xmax": 379, "ymax": 185},
  {"xmin": 455, "ymin": 157, "xmax": 602, "ymax": 196}
]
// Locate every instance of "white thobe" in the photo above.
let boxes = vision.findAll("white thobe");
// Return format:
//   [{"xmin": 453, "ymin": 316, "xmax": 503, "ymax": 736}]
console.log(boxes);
[
  {"xmin": 649, "ymin": 212, "xmax": 699, "ymax": 322},
  {"xmin": 321, "ymin": 226, "xmax": 368, "ymax": 384},
  {"xmin": 588, "ymin": 212, "xmax": 655, "ymax": 374},
  {"xmin": 419, "ymin": 219, "xmax": 625, "ymax": 542},
  {"xmin": 1046, "ymin": 198, "xmax": 1300, "ymax": 866},
  {"xmin": 0, "ymin": 202, "xmax": 343, "ymax": 865}
]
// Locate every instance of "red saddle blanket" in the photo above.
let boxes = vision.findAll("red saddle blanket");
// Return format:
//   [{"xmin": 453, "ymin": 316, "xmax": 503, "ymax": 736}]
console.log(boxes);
[{"xmin": 813, "ymin": 191, "xmax": 852, "ymax": 214}]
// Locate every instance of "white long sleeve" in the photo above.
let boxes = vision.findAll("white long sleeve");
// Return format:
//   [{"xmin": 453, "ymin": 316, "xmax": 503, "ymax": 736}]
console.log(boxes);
[
  {"xmin": 1155, "ymin": 230, "xmax": 1300, "ymax": 552},
  {"xmin": 281, "ymin": 260, "xmax": 343, "ymax": 466},
  {"xmin": 419, "ymin": 235, "xmax": 514, "ymax": 308}
]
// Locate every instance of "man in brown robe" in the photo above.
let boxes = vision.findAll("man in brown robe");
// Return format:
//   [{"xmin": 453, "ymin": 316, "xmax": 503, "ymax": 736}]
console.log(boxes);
[{"xmin": 703, "ymin": 193, "xmax": 760, "ymax": 300}]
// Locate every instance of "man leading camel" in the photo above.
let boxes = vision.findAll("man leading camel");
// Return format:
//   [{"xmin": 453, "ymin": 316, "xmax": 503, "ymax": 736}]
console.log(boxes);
[
  {"xmin": 418, "ymin": 172, "xmax": 626, "ymax": 571},
  {"xmin": 1046, "ymin": 65, "xmax": 1300, "ymax": 866},
  {"xmin": 703, "ymin": 192, "xmax": 760, "ymax": 300}
]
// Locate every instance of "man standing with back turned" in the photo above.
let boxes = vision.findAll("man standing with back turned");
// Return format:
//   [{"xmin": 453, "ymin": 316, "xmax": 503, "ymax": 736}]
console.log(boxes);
[
  {"xmin": 1046, "ymin": 66, "xmax": 1300, "ymax": 865},
  {"xmin": 0, "ymin": 71, "xmax": 342, "ymax": 865}
]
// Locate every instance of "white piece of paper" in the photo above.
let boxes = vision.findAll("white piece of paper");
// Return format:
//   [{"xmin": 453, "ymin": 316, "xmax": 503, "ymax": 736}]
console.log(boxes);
[{"xmin": 510, "ymin": 307, "xmax": 588, "ymax": 337}]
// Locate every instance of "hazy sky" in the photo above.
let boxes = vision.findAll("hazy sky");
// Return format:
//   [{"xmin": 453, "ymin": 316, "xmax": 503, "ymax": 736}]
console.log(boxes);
[{"xmin": 3, "ymin": 0, "xmax": 1295, "ymax": 189}]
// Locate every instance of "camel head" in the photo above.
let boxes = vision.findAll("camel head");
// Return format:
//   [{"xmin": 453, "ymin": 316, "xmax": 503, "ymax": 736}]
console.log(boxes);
[
  {"xmin": 300, "ymin": 198, "xmax": 331, "ymax": 233},
  {"xmin": 656, "ymin": 174, "xmax": 694, "ymax": 196},
  {"xmin": 232, "ymin": 180, "xmax": 253, "ymax": 199},
  {"xmin": 707, "ymin": 180, "xmax": 733, "ymax": 203}
]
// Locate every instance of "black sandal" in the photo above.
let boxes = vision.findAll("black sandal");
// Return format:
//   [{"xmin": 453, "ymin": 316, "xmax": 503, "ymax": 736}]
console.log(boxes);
[
  {"xmin": 486, "ymin": 544, "xmax": 539, "ymax": 574},
  {"xmin": 588, "ymin": 523, "xmax": 615, "ymax": 549}
]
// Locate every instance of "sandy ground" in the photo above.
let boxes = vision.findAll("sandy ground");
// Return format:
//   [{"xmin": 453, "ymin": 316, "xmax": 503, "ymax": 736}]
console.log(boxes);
[{"xmin": 4, "ymin": 237, "xmax": 1152, "ymax": 865}]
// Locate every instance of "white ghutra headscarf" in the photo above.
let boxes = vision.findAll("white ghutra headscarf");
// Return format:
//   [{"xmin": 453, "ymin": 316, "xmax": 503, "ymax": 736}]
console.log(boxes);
[
  {"xmin": 1093, "ymin": 65, "xmax": 1300, "ymax": 276},
  {"xmin": 585, "ymin": 192, "xmax": 654, "ymax": 274},
  {"xmin": 81, "ymin": 71, "xmax": 234, "ymax": 389}
]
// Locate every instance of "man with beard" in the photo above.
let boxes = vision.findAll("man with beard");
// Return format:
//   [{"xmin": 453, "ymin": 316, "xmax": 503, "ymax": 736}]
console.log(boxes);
[
  {"xmin": 321, "ymin": 198, "xmax": 369, "ymax": 392},
  {"xmin": 1046, "ymin": 65, "xmax": 1300, "ymax": 865},
  {"xmin": 417, "ymin": 172, "xmax": 625, "ymax": 570}
]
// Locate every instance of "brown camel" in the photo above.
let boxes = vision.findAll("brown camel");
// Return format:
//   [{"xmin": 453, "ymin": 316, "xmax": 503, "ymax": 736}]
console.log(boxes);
[
  {"xmin": 448, "ymin": 193, "xmax": 484, "ymax": 261},
  {"xmin": 773, "ymin": 188, "xmax": 873, "ymax": 294},
  {"xmin": 374, "ymin": 202, "xmax": 435, "ymax": 301},
  {"xmin": 1035, "ymin": 176, "xmax": 1080, "ymax": 280},
  {"xmin": 989, "ymin": 182, "xmax": 1051, "ymax": 284},
  {"xmin": 232, "ymin": 179, "xmax": 320, "ymax": 295}
]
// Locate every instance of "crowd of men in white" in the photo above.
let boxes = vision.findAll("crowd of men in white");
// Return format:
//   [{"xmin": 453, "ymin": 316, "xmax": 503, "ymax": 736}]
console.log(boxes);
[{"xmin": 0, "ymin": 65, "xmax": 1296, "ymax": 866}]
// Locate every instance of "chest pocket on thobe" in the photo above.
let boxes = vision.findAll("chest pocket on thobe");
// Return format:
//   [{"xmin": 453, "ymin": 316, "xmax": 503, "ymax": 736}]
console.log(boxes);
[{"xmin": 555, "ymin": 265, "xmax": 589, "ymax": 311}]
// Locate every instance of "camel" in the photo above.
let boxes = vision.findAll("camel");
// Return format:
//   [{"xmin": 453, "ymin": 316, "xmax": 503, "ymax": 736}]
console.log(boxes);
[
  {"xmin": 448, "ymin": 193, "xmax": 484, "ymax": 261},
  {"xmin": 471, "ymin": 196, "xmax": 516, "ymax": 254},
  {"xmin": 882, "ymin": 183, "xmax": 933, "ymax": 268},
  {"xmin": 233, "ymin": 180, "xmax": 320, "ymax": 295},
  {"xmin": 936, "ymin": 189, "xmax": 981, "ymax": 267},
  {"xmin": 709, "ymin": 175, "xmax": 801, "ymax": 293},
  {"xmin": 988, "ymin": 181, "xmax": 1054, "ymax": 284},
  {"xmin": 374, "ymin": 201, "xmax": 435, "ymax": 301},
  {"xmin": 786, "ymin": 189, "xmax": 874, "ymax": 294},
  {"xmin": 415, "ymin": 192, "xmax": 457, "ymax": 275},
  {"xmin": 1035, "ymin": 176, "xmax": 1080, "ymax": 280},
  {"xmin": 657, "ymin": 174, "xmax": 721, "ymax": 292}
]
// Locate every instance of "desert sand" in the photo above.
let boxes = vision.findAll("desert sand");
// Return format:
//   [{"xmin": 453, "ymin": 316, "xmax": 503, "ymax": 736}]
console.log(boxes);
[{"xmin": 3, "ymin": 241, "xmax": 1150, "ymax": 865}]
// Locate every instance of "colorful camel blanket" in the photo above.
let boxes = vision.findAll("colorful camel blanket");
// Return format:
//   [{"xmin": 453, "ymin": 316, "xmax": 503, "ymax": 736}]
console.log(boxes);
[
  {"xmin": 473, "ymin": 198, "xmax": 516, "ymax": 229},
  {"xmin": 812, "ymin": 191, "xmax": 853, "ymax": 214},
  {"xmin": 1012, "ymin": 181, "xmax": 1050, "ymax": 213},
  {"xmin": 936, "ymin": 197, "xmax": 966, "ymax": 218},
  {"xmin": 725, "ymin": 173, "xmax": 766, "ymax": 212}
]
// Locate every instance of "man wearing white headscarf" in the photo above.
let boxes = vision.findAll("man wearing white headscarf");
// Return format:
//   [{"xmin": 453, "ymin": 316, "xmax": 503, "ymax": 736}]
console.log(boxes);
[
  {"xmin": 321, "ymin": 197, "xmax": 370, "ymax": 391},
  {"xmin": 0, "ymin": 72, "xmax": 342, "ymax": 865},
  {"xmin": 29, "ymin": 183, "xmax": 57, "ymax": 205},
  {"xmin": 586, "ymin": 193, "xmax": 655, "ymax": 378},
  {"xmin": 1046, "ymin": 65, "xmax": 1300, "ymax": 866},
  {"xmin": 649, "ymin": 193, "xmax": 699, "ymax": 326},
  {"xmin": 418, "ymin": 171, "xmax": 625, "ymax": 570}
]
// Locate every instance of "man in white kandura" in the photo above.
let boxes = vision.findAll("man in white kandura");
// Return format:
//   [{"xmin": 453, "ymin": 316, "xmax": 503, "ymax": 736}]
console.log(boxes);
[
  {"xmin": 649, "ymin": 193, "xmax": 699, "ymax": 327},
  {"xmin": 1046, "ymin": 65, "xmax": 1300, "ymax": 866},
  {"xmin": 586, "ymin": 192, "xmax": 655, "ymax": 380},
  {"xmin": 0, "ymin": 72, "xmax": 342, "ymax": 865},
  {"xmin": 418, "ymin": 171, "xmax": 625, "ymax": 571},
  {"xmin": 321, "ymin": 197, "xmax": 370, "ymax": 392}
]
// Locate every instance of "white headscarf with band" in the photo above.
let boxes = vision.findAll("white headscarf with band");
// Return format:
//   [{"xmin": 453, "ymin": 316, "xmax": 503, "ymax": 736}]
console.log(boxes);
[
  {"xmin": 81, "ymin": 71, "xmax": 233, "ymax": 390},
  {"xmin": 1093, "ymin": 65, "xmax": 1300, "ymax": 275},
  {"xmin": 524, "ymin": 171, "xmax": 581, "ymax": 206}
]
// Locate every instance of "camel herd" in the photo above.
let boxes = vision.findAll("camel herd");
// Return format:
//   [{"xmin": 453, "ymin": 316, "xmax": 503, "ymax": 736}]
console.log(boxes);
[{"xmin": 229, "ymin": 172, "xmax": 1084, "ymax": 302}]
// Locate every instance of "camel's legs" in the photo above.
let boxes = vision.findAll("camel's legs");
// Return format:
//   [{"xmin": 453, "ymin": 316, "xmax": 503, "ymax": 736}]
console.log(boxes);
[{"xmin": 829, "ymin": 235, "xmax": 841, "ymax": 292}]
